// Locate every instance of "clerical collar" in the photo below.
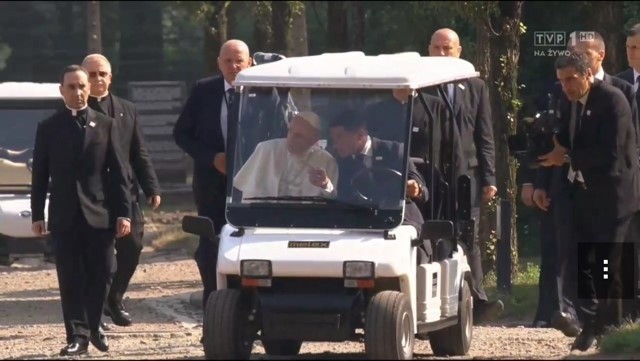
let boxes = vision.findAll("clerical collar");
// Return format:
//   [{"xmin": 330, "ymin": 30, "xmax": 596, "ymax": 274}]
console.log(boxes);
[
  {"xmin": 90, "ymin": 93, "xmax": 109, "ymax": 102},
  {"xmin": 65, "ymin": 104, "xmax": 89, "ymax": 116}
]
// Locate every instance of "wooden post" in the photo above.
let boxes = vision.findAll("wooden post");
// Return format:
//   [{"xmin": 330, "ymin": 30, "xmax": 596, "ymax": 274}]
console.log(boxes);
[{"xmin": 87, "ymin": 1, "xmax": 102, "ymax": 54}]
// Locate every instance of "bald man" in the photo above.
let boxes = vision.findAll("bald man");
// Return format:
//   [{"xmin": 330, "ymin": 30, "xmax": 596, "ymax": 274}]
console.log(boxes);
[
  {"xmin": 173, "ymin": 40, "xmax": 289, "ymax": 324},
  {"xmin": 427, "ymin": 28, "xmax": 503, "ymax": 325},
  {"xmin": 81, "ymin": 54, "xmax": 162, "ymax": 329}
]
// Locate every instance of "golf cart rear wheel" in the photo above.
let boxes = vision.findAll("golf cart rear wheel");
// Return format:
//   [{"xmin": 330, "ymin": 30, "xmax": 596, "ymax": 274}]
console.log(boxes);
[
  {"xmin": 261, "ymin": 339, "xmax": 303, "ymax": 356},
  {"xmin": 428, "ymin": 277, "xmax": 473, "ymax": 356},
  {"xmin": 203, "ymin": 289, "xmax": 254, "ymax": 360},
  {"xmin": 364, "ymin": 291, "xmax": 414, "ymax": 360}
]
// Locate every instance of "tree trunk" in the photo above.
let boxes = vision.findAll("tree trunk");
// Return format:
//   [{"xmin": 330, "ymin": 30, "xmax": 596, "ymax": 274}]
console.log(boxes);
[
  {"xmin": 595, "ymin": 2, "xmax": 625, "ymax": 75},
  {"xmin": 119, "ymin": 1, "xmax": 164, "ymax": 83},
  {"xmin": 253, "ymin": 1, "xmax": 272, "ymax": 53},
  {"xmin": 271, "ymin": 1, "xmax": 293, "ymax": 55},
  {"xmin": 289, "ymin": 1, "xmax": 310, "ymax": 110},
  {"xmin": 326, "ymin": 1, "xmax": 349, "ymax": 52},
  {"xmin": 351, "ymin": 1, "xmax": 366, "ymax": 51},
  {"xmin": 487, "ymin": 0, "xmax": 524, "ymax": 277},
  {"xmin": 86, "ymin": 0, "xmax": 102, "ymax": 54},
  {"xmin": 202, "ymin": 1, "xmax": 230, "ymax": 76}
]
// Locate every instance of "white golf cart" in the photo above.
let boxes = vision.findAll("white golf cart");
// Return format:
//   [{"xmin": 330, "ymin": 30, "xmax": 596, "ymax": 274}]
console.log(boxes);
[
  {"xmin": 0, "ymin": 82, "xmax": 61, "ymax": 265},
  {"xmin": 182, "ymin": 52, "xmax": 478, "ymax": 360}
]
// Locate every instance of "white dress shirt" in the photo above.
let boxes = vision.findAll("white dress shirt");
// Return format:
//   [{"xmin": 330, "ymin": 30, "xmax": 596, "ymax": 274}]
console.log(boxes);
[
  {"xmin": 234, "ymin": 138, "xmax": 339, "ymax": 201},
  {"xmin": 594, "ymin": 67, "xmax": 605, "ymax": 81},
  {"xmin": 354, "ymin": 136, "xmax": 373, "ymax": 167},
  {"xmin": 634, "ymin": 68, "xmax": 640, "ymax": 93}
]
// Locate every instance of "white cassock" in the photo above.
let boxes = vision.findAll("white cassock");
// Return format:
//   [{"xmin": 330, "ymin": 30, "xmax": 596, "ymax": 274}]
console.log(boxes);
[{"xmin": 234, "ymin": 138, "xmax": 339, "ymax": 201}]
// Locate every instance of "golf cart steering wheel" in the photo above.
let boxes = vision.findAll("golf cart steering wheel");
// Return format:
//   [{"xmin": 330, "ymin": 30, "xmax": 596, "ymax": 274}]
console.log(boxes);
[{"xmin": 351, "ymin": 166, "xmax": 403, "ymax": 203}]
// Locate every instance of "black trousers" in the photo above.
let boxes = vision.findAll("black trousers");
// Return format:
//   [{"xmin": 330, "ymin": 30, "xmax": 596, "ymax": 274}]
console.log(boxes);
[
  {"xmin": 622, "ymin": 210, "xmax": 640, "ymax": 320},
  {"xmin": 192, "ymin": 174, "xmax": 226, "ymax": 310},
  {"xmin": 572, "ymin": 186, "xmax": 630, "ymax": 335},
  {"xmin": 107, "ymin": 210, "xmax": 144, "ymax": 307},
  {"xmin": 534, "ymin": 206, "xmax": 560, "ymax": 323},
  {"xmin": 52, "ymin": 210, "xmax": 115, "ymax": 344}
]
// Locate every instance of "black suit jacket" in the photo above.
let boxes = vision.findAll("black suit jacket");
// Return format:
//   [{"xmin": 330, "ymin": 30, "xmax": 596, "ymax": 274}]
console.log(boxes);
[
  {"xmin": 539, "ymin": 80, "xmax": 640, "ymax": 220},
  {"xmin": 534, "ymin": 74, "xmax": 639, "ymax": 192},
  {"xmin": 31, "ymin": 107, "xmax": 131, "ymax": 233},
  {"xmin": 90, "ymin": 94, "xmax": 161, "ymax": 197},
  {"xmin": 424, "ymin": 78, "xmax": 496, "ymax": 194},
  {"xmin": 333, "ymin": 137, "xmax": 426, "ymax": 231}
]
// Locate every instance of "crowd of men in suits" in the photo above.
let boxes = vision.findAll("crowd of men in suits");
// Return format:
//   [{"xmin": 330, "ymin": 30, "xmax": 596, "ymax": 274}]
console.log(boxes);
[
  {"xmin": 522, "ymin": 26, "xmax": 640, "ymax": 351},
  {"xmin": 27, "ymin": 21, "xmax": 640, "ymax": 356}
]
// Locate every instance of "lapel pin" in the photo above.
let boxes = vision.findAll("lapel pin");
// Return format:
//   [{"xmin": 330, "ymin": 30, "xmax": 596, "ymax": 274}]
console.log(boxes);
[
  {"xmin": 412, "ymin": 127, "xmax": 419, "ymax": 132},
  {"xmin": 119, "ymin": 113, "xmax": 124, "ymax": 117},
  {"xmin": 586, "ymin": 110, "xmax": 591, "ymax": 116},
  {"xmin": 375, "ymin": 156, "xmax": 383, "ymax": 160},
  {"xmin": 458, "ymin": 84, "xmax": 465, "ymax": 90},
  {"xmin": 89, "ymin": 121, "xmax": 96, "ymax": 127}
]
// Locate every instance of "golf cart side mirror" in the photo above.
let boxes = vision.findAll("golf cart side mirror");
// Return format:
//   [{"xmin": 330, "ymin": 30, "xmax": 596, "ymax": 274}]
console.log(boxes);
[
  {"xmin": 182, "ymin": 216, "xmax": 216, "ymax": 239},
  {"xmin": 420, "ymin": 220, "xmax": 454, "ymax": 240}
]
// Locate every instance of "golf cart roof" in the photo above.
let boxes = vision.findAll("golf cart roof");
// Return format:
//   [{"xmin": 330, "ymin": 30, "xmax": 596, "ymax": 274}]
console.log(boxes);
[
  {"xmin": 0, "ymin": 82, "xmax": 61, "ymax": 100},
  {"xmin": 234, "ymin": 51, "xmax": 479, "ymax": 89}
]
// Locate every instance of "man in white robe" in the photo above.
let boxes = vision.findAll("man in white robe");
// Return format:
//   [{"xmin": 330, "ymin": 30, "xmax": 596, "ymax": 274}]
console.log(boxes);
[{"xmin": 233, "ymin": 111, "xmax": 338, "ymax": 201}]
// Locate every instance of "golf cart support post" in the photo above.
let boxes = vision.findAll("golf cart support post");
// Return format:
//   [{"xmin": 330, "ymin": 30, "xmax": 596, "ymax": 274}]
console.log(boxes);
[{"xmin": 181, "ymin": 51, "xmax": 479, "ymax": 360}]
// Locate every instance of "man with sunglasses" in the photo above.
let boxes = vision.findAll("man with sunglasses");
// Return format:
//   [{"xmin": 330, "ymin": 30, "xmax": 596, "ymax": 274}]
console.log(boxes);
[{"xmin": 82, "ymin": 54, "xmax": 162, "ymax": 329}]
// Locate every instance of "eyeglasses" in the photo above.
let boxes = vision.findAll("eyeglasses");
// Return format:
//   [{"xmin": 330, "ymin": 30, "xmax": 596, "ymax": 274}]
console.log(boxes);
[{"xmin": 89, "ymin": 71, "xmax": 109, "ymax": 78}]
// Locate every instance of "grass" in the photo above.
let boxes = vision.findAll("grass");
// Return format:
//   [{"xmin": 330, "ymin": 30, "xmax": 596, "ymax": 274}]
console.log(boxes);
[
  {"xmin": 598, "ymin": 321, "xmax": 640, "ymax": 355},
  {"xmin": 483, "ymin": 258, "xmax": 541, "ymax": 322}
]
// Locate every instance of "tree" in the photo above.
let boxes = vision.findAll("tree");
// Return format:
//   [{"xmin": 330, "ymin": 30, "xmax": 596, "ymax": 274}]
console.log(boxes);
[
  {"xmin": 119, "ymin": 1, "xmax": 165, "ymax": 83},
  {"xmin": 326, "ymin": 1, "xmax": 349, "ymax": 52}
]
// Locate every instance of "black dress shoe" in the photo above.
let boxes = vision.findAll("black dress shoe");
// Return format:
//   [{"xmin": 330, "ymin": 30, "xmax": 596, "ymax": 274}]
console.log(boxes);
[
  {"xmin": 550, "ymin": 311, "xmax": 581, "ymax": 337},
  {"xmin": 106, "ymin": 303, "xmax": 133, "ymax": 327},
  {"xmin": 532, "ymin": 320, "xmax": 550, "ymax": 328},
  {"xmin": 100, "ymin": 321, "xmax": 111, "ymax": 332},
  {"xmin": 474, "ymin": 300, "xmax": 504, "ymax": 324},
  {"xmin": 571, "ymin": 329, "xmax": 596, "ymax": 352},
  {"xmin": 59, "ymin": 341, "xmax": 89, "ymax": 356},
  {"xmin": 90, "ymin": 329, "xmax": 109, "ymax": 352}
]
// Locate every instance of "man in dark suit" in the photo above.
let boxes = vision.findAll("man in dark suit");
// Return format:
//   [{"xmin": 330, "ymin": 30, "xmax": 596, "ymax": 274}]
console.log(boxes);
[
  {"xmin": 538, "ymin": 52, "xmax": 640, "ymax": 351},
  {"xmin": 82, "ymin": 54, "xmax": 162, "ymax": 328},
  {"xmin": 327, "ymin": 109, "xmax": 428, "ymax": 234},
  {"xmin": 615, "ymin": 23, "xmax": 640, "ymax": 323},
  {"xmin": 533, "ymin": 32, "xmax": 640, "ymax": 334},
  {"xmin": 428, "ymin": 28, "xmax": 503, "ymax": 324},
  {"xmin": 30, "ymin": 65, "xmax": 132, "ymax": 356},
  {"xmin": 364, "ymin": 89, "xmax": 465, "ymax": 222},
  {"xmin": 173, "ymin": 39, "xmax": 254, "ymax": 315}
]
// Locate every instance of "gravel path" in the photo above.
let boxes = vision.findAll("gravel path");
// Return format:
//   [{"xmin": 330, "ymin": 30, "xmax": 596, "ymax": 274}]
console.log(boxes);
[{"xmin": 0, "ymin": 247, "xmax": 602, "ymax": 360}]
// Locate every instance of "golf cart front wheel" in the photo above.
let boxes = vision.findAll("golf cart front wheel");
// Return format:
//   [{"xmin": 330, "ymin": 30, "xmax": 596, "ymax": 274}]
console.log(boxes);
[
  {"xmin": 203, "ymin": 289, "xmax": 254, "ymax": 360},
  {"xmin": 428, "ymin": 276, "xmax": 473, "ymax": 356},
  {"xmin": 261, "ymin": 339, "xmax": 303, "ymax": 356},
  {"xmin": 364, "ymin": 291, "xmax": 415, "ymax": 360}
]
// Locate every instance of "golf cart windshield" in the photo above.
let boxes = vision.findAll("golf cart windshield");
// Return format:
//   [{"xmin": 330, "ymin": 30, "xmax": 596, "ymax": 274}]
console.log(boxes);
[
  {"xmin": 0, "ymin": 101, "xmax": 59, "ymax": 191},
  {"xmin": 227, "ymin": 87, "xmax": 413, "ymax": 229}
]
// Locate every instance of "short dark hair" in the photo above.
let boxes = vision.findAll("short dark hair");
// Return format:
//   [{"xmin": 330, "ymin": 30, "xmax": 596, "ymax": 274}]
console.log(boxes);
[
  {"xmin": 627, "ymin": 23, "xmax": 640, "ymax": 37},
  {"xmin": 554, "ymin": 52, "xmax": 591, "ymax": 76},
  {"xmin": 59, "ymin": 65, "xmax": 88, "ymax": 85},
  {"xmin": 328, "ymin": 109, "xmax": 366, "ymax": 132}
]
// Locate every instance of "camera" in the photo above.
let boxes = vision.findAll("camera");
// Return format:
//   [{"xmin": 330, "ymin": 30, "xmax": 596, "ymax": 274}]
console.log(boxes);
[{"xmin": 508, "ymin": 93, "xmax": 560, "ymax": 169}]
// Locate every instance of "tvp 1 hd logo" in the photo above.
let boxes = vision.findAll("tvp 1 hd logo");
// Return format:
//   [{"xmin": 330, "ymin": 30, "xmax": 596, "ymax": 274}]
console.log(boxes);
[{"xmin": 533, "ymin": 31, "xmax": 595, "ymax": 57}]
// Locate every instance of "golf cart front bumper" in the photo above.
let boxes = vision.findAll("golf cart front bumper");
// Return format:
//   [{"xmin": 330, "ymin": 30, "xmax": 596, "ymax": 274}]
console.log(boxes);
[{"xmin": 258, "ymin": 291, "xmax": 361, "ymax": 342}]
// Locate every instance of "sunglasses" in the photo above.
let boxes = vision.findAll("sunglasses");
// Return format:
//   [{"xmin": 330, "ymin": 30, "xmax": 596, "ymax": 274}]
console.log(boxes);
[{"xmin": 89, "ymin": 71, "xmax": 110, "ymax": 78}]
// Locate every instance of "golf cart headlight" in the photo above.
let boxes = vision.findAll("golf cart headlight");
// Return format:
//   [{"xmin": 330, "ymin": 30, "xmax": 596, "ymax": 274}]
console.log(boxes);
[
  {"xmin": 343, "ymin": 261, "xmax": 375, "ymax": 279},
  {"xmin": 241, "ymin": 260, "xmax": 272, "ymax": 278}
]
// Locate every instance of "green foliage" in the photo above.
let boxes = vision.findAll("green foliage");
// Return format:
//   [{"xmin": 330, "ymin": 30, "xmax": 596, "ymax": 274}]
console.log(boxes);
[
  {"xmin": 599, "ymin": 322, "xmax": 640, "ymax": 355},
  {"xmin": 484, "ymin": 259, "xmax": 540, "ymax": 320}
]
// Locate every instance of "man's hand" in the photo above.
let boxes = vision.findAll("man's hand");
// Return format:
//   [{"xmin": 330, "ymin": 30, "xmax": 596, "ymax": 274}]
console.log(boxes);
[
  {"xmin": 213, "ymin": 153, "xmax": 226, "ymax": 175},
  {"xmin": 520, "ymin": 184, "xmax": 535, "ymax": 207},
  {"xmin": 148, "ymin": 195, "xmax": 161, "ymax": 210},
  {"xmin": 116, "ymin": 218, "xmax": 131, "ymax": 238},
  {"xmin": 482, "ymin": 185, "xmax": 498, "ymax": 202},
  {"xmin": 532, "ymin": 188, "xmax": 551, "ymax": 211},
  {"xmin": 31, "ymin": 220, "xmax": 48, "ymax": 236},
  {"xmin": 406, "ymin": 180, "xmax": 422, "ymax": 199},
  {"xmin": 538, "ymin": 135, "xmax": 567, "ymax": 167},
  {"xmin": 308, "ymin": 167, "xmax": 329, "ymax": 189}
]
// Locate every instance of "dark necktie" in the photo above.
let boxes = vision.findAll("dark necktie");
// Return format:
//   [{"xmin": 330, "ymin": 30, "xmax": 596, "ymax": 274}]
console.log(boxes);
[
  {"xmin": 226, "ymin": 88, "xmax": 236, "ymax": 107},
  {"xmin": 575, "ymin": 101, "xmax": 583, "ymax": 135}
]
